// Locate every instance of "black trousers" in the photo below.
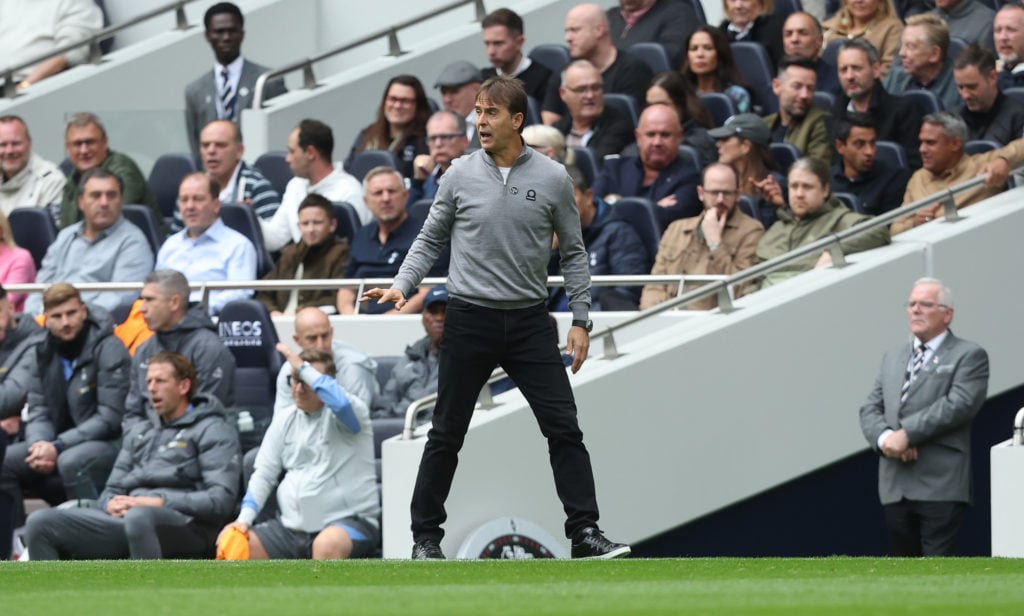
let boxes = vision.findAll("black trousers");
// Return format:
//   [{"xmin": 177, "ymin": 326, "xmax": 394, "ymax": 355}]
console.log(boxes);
[
  {"xmin": 410, "ymin": 298, "xmax": 600, "ymax": 542},
  {"xmin": 884, "ymin": 499, "xmax": 966, "ymax": 556}
]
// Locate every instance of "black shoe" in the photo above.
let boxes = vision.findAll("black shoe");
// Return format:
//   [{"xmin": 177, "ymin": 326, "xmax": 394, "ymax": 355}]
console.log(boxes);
[
  {"xmin": 411, "ymin": 538, "xmax": 445, "ymax": 560},
  {"xmin": 571, "ymin": 527, "xmax": 631, "ymax": 559}
]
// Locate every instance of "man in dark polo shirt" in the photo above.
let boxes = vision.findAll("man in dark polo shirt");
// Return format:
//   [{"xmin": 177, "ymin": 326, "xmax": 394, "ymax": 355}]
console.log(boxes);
[
  {"xmin": 336, "ymin": 167, "xmax": 448, "ymax": 315},
  {"xmin": 831, "ymin": 112, "xmax": 911, "ymax": 216}
]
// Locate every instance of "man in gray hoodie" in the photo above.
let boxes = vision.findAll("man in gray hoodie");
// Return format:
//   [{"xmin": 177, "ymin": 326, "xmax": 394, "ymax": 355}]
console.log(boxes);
[{"xmin": 364, "ymin": 76, "xmax": 629, "ymax": 561}]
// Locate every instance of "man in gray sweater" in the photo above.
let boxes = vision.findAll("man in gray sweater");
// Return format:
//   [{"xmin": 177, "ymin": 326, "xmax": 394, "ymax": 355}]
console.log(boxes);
[{"xmin": 364, "ymin": 75, "xmax": 629, "ymax": 561}]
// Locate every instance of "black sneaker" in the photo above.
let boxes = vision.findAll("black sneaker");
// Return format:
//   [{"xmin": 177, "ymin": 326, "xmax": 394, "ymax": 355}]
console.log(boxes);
[
  {"xmin": 411, "ymin": 538, "xmax": 445, "ymax": 560},
  {"xmin": 571, "ymin": 527, "xmax": 631, "ymax": 559}
]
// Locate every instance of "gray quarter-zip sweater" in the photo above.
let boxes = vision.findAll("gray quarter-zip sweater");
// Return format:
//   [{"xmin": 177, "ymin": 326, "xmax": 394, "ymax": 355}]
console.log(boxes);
[{"xmin": 394, "ymin": 145, "xmax": 592, "ymax": 320}]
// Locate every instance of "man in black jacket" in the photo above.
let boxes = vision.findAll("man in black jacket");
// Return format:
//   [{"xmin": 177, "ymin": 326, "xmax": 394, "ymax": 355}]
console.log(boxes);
[
  {"xmin": 554, "ymin": 60, "xmax": 636, "ymax": 159},
  {"xmin": 0, "ymin": 285, "xmax": 44, "ymax": 440}
]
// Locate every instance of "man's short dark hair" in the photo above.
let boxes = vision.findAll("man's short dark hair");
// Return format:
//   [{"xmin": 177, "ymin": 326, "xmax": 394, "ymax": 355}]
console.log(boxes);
[
  {"xmin": 481, "ymin": 8, "xmax": 524, "ymax": 35},
  {"xmin": 953, "ymin": 43, "xmax": 997, "ymax": 74},
  {"xmin": 835, "ymin": 111, "xmax": 877, "ymax": 143},
  {"xmin": 297, "ymin": 119, "xmax": 334, "ymax": 161},
  {"xmin": 149, "ymin": 350, "xmax": 199, "ymax": 398},
  {"xmin": 299, "ymin": 348, "xmax": 337, "ymax": 378},
  {"xmin": 477, "ymin": 76, "xmax": 528, "ymax": 133},
  {"xmin": 77, "ymin": 168, "xmax": 124, "ymax": 198},
  {"xmin": 42, "ymin": 282, "xmax": 82, "ymax": 312},
  {"xmin": 204, "ymin": 2, "xmax": 243, "ymax": 29},
  {"xmin": 838, "ymin": 38, "xmax": 881, "ymax": 66},
  {"xmin": 777, "ymin": 54, "xmax": 818, "ymax": 79},
  {"xmin": 297, "ymin": 193, "xmax": 335, "ymax": 218}
]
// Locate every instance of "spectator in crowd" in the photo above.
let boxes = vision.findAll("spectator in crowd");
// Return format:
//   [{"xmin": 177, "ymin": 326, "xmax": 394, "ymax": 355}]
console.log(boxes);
[
  {"xmin": 26, "ymin": 351, "xmax": 241, "ymax": 560},
  {"xmin": 184, "ymin": 1, "xmax": 286, "ymax": 157},
  {"xmin": 553, "ymin": 60, "xmax": 636, "ymax": 159},
  {"xmin": 994, "ymin": 3, "xmax": 1024, "ymax": 90},
  {"xmin": 337, "ymin": 167, "xmax": 448, "ymax": 315},
  {"xmin": 523, "ymin": 125, "xmax": 575, "ymax": 164},
  {"xmin": 823, "ymin": 0, "xmax": 904, "ymax": 77},
  {"xmin": 719, "ymin": 0, "xmax": 785, "ymax": 68},
  {"xmin": 345, "ymin": 75, "xmax": 431, "ymax": 180},
  {"xmin": 640, "ymin": 162, "xmax": 765, "ymax": 311},
  {"xmin": 0, "ymin": 286, "xmax": 44, "ymax": 442},
  {"xmin": 708, "ymin": 113, "xmax": 785, "ymax": 228},
  {"xmin": 190, "ymin": 119, "xmax": 280, "ymax": 231},
  {"xmin": 25, "ymin": 168, "xmax": 154, "ymax": 316},
  {"xmin": 480, "ymin": 8, "xmax": 553, "ymax": 103},
  {"xmin": 884, "ymin": 14, "xmax": 960, "ymax": 112},
  {"xmin": 593, "ymin": 103, "xmax": 701, "ymax": 232},
  {"xmin": 372, "ymin": 285, "xmax": 447, "ymax": 421},
  {"xmin": 755, "ymin": 156, "xmax": 890, "ymax": 287},
  {"xmin": 859, "ymin": 277, "xmax": 988, "ymax": 557},
  {"xmin": 59, "ymin": 112, "xmax": 161, "ymax": 232},
  {"xmin": 0, "ymin": 0, "xmax": 101, "ymax": 92},
  {"xmin": 543, "ymin": 3, "xmax": 653, "ymax": 124},
  {"xmin": 0, "ymin": 211, "xmax": 36, "ymax": 312},
  {"xmin": 953, "ymin": 44, "xmax": 1024, "ymax": 145},
  {"xmin": 434, "ymin": 61, "xmax": 482, "ymax": 144},
  {"xmin": 1, "ymin": 283, "xmax": 130, "ymax": 554},
  {"xmin": 831, "ymin": 112, "xmax": 911, "ymax": 216},
  {"xmin": 933, "ymin": 0, "xmax": 994, "ymax": 51},
  {"xmin": 764, "ymin": 55, "xmax": 834, "ymax": 163},
  {"xmin": 262, "ymin": 119, "xmax": 367, "ymax": 252},
  {"xmin": 645, "ymin": 71, "xmax": 716, "ymax": 166},
  {"xmin": 123, "ymin": 269, "xmax": 235, "ymax": 432},
  {"xmin": 155, "ymin": 173, "xmax": 257, "ymax": 315},
  {"xmin": 409, "ymin": 111, "xmax": 471, "ymax": 206},
  {"xmin": 783, "ymin": 12, "xmax": 841, "ymax": 96},
  {"xmin": 220, "ymin": 346, "xmax": 379, "ymax": 561},
  {"xmin": 832, "ymin": 38, "xmax": 925, "ymax": 168},
  {"xmin": 549, "ymin": 164, "xmax": 649, "ymax": 311},
  {"xmin": 606, "ymin": 0, "xmax": 698, "ymax": 68},
  {"xmin": 273, "ymin": 307, "xmax": 378, "ymax": 416},
  {"xmin": 257, "ymin": 194, "xmax": 348, "ymax": 316},
  {"xmin": 892, "ymin": 112, "xmax": 1024, "ymax": 234},
  {"xmin": 682, "ymin": 26, "xmax": 752, "ymax": 114},
  {"xmin": 0, "ymin": 115, "xmax": 65, "ymax": 216}
]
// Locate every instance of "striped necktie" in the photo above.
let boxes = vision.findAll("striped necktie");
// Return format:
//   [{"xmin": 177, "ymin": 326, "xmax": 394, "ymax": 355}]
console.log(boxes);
[
  {"xmin": 220, "ymin": 68, "xmax": 236, "ymax": 121},
  {"xmin": 900, "ymin": 344, "xmax": 927, "ymax": 403}
]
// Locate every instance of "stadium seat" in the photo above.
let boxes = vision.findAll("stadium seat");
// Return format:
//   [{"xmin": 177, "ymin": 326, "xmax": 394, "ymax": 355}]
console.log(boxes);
[
  {"xmin": 875, "ymin": 141, "xmax": 909, "ymax": 170},
  {"xmin": 218, "ymin": 299, "xmax": 282, "ymax": 442},
  {"xmin": 948, "ymin": 37, "xmax": 967, "ymax": 62},
  {"xmin": 609, "ymin": 197, "xmax": 661, "ymax": 267},
  {"xmin": 678, "ymin": 145, "xmax": 702, "ymax": 171},
  {"xmin": 122, "ymin": 204, "xmax": 164, "ymax": 255},
  {"xmin": 253, "ymin": 151, "xmax": 293, "ymax": 196},
  {"xmin": 409, "ymin": 198, "xmax": 433, "ymax": 222},
  {"xmin": 147, "ymin": 153, "xmax": 197, "ymax": 225},
  {"xmin": 769, "ymin": 142, "xmax": 802, "ymax": 173},
  {"xmin": 333, "ymin": 201, "xmax": 361, "ymax": 245},
  {"xmin": 821, "ymin": 39, "xmax": 843, "ymax": 69},
  {"xmin": 833, "ymin": 191, "xmax": 863, "ymax": 213},
  {"xmin": 1004, "ymin": 87, "xmax": 1024, "ymax": 106},
  {"xmin": 373, "ymin": 355, "xmax": 404, "ymax": 391},
  {"xmin": 682, "ymin": 0, "xmax": 707, "ymax": 23},
  {"xmin": 964, "ymin": 140, "xmax": 1001, "ymax": 155},
  {"xmin": 631, "ymin": 42, "xmax": 672, "ymax": 74},
  {"xmin": 731, "ymin": 42, "xmax": 778, "ymax": 115},
  {"xmin": 349, "ymin": 149, "xmax": 397, "ymax": 182},
  {"xmin": 9, "ymin": 207, "xmax": 57, "ymax": 269},
  {"xmin": 813, "ymin": 90, "xmax": 836, "ymax": 111},
  {"xmin": 698, "ymin": 92, "xmax": 738, "ymax": 127},
  {"xmin": 604, "ymin": 93, "xmax": 639, "ymax": 127},
  {"xmin": 896, "ymin": 89, "xmax": 942, "ymax": 114},
  {"xmin": 773, "ymin": 0, "xmax": 804, "ymax": 19},
  {"xmin": 570, "ymin": 146, "xmax": 600, "ymax": 187},
  {"xmin": 219, "ymin": 203, "xmax": 275, "ymax": 278},
  {"xmin": 738, "ymin": 194, "xmax": 759, "ymax": 221},
  {"xmin": 527, "ymin": 95, "xmax": 541, "ymax": 125},
  {"xmin": 529, "ymin": 44, "xmax": 571, "ymax": 74}
]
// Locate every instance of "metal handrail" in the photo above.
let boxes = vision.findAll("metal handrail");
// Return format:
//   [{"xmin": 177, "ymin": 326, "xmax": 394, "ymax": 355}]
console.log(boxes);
[
  {"xmin": 251, "ymin": 0, "xmax": 487, "ymax": 108},
  {"xmin": 1, "ymin": 0, "xmax": 196, "ymax": 98}
]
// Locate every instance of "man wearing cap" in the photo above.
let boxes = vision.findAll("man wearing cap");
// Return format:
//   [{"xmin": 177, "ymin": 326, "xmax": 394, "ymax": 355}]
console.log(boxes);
[
  {"xmin": 372, "ymin": 285, "xmax": 447, "ymax": 421},
  {"xmin": 436, "ymin": 61, "xmax": 483, "ymax": 144},
  {"xmin": 707, "ymin": 113, "xmax": 782, "ymax": 228},
  {"xmin": 409, "ymin": 112, "xmax": 470, "ymax": 207}
]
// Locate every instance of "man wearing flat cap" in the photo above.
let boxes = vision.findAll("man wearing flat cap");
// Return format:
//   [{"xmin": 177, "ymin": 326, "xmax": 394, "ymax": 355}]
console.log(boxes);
[{"xmin": 435, "ymin": 60, "xmax": 483, "ymax": 145}]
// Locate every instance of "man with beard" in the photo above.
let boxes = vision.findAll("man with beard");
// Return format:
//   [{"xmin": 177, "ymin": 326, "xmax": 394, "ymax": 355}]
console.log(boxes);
[
  {"xmin": 831, "ymin": 113, "xmax": 911, "ymax": 215},
  {"xmin": 763, "ymin": 55, "xmax": 833, "ymax": 163}
]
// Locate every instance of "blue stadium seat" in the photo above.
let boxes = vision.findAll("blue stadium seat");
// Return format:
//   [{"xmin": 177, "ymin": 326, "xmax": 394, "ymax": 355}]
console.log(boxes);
[
  {"xmin": 219, "ymin": 203, "xmax": 275, "ymax": 278},
  {"xmin": 683, "ymin": 0, "xmax": 707, "ymax": 23},
  {"xmin": 527, "ymin": 95, "xmax": 541, "ymax": 125},
  {"xmin": 875, "ymin": 141, "xmax": 909, "ymax": 170},
  {"xmin": 738, "ymin": 194, "xmax": 759, "ymax": 221},
  {"xmin": 678, "ymin": 145, "xmax": 702, "ymax": 170},
  {"xmin": 769, "ymin": 142, "xmax": 802, "ymax": 172},
  {"xmin": 373, "ymin": 355, "xmax": 404, "ymax": 392},
  {"xmin": 1004, "ymin": 87, "xmax": 1024, "ymax": 106},
  {"xmin": 122, "ymin": 204, "xmax": 163, "ymax": 255},
  {"xmin": 349, "ymin": 149, "xmax": 397, "ymax": 182},
  {"xmin": 529, "ymin": 44, "xmax": 571, "ymax": 74},
  {"xmin": 604, "ymin": 93, "xmax": 640, "ymax": 127},
  {"xmin": 821, "ymin": 39, "xmax": 843, "ymax": 69},
  {"xmin": 409, "ymin": 198, "xmax": 433, "ymax": 222},
  {"xmin": 253, "ymin": 151, "xmax": 293, "ymax": 196},
  {"xmin": 333, "ymin": 201, "xmax": 361, "ymax": 245},
  {"xmin": 699, "ymin": 92, "xmax": 738, "ymax": 127},
  {"xmin": 631, "ymin": 42, "xmax": 672, "ymax": 74},
  {"xmin": 609, "ymin": 197, "xmax": 661, "ymax": 267},
  {"xmin": 731, "ymin": 42, "xmax": 778, "ymax": 115},
  {"xmin": 813, "ymin": 90, "xmax": 836, "ymax": 111},
  {"xmin": 147, "ymin": 153, "xmax": 197, "ymax": 224},
  {"xmin": 897, "ymin": 89, "xmax": 942, "ymax": 114},
  {"xmin": 774, "ymin": 0, "xmax": 804, "ymax": 19},
  {"xmin": 949, "ymin": 37, "xmax": 968, "ymax": 62},
  {"xmin": 570, "ymin": 146, "xmax": 600, "ymax": 187},
  {"xmin": 833, "ymin": 191, "xmax": 863, "ymax": 213},
  {"xmin": 8, "ymin": 207, "xmax": 57, "ymax": 269},
  {"xmin": 218, "ymin": 299, "xmax": 282, "ymax": 442},
  {"xmin": 964, "ymin": 140, "xmax": 1002, "ymax": 155}
]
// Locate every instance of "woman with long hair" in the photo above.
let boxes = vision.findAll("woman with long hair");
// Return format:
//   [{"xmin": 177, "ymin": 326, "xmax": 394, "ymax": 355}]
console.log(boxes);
[
  {"xmin": 345, "ymin": 74, "xmax": 431, "ymax": 179},
  {"xmin": 681, "ymin": 26, "xmax": 752, "ymax": 114},
  {"xmin": 823, "ymin": 0, "xmax": 904, "ymax": 77},
  {"xmin": 0, "ymin": 211, "xmax": 35, "ymax": 312}
]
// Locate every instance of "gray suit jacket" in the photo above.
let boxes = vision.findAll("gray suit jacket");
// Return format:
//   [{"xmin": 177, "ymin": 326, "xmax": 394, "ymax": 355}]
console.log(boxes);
[
  {"xmin": 184, "ymin": 58, "xmax": 287, "ymax": 156},
  {"xmin": 859, "ymin": 331, "xmax": 989, "ymax": 505}
]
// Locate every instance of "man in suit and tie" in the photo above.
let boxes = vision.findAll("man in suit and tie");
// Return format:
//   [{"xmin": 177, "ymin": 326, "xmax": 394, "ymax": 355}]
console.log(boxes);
[
  {"xmin": 184, "ymin": 2, "xmax": 286, "ymax": 156},
  {"xmin": 859, "ymin": 277, "xmax": 989, "ymax": 556}
]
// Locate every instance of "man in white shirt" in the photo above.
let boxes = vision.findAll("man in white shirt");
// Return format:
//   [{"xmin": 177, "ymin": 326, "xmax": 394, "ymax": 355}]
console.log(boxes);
[{"xmin": 0, "ymin": 115, "xmax": 65, "ymax": 216}]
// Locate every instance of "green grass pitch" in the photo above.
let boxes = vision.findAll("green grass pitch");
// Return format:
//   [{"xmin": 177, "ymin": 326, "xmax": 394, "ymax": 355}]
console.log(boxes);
[{"xmin": 4, "ymin": 558, "xmax": 1024, "ymax": 615}]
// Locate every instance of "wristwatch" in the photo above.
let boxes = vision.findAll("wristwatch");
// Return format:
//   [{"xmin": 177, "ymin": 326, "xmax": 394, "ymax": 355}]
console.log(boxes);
[{"xmin": 571, "ymin": 319, "xmax": 593, "ymax": 332}]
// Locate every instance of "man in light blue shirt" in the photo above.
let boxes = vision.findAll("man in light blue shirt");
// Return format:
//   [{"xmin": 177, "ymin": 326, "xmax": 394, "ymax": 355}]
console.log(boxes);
[
  {"xmin": 155, "ymin": 172, "xmax": 256, "ymax": 315},
  {"xmin": 25, "ymin": 168, "xmax": 154, "ymax": 315}
]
